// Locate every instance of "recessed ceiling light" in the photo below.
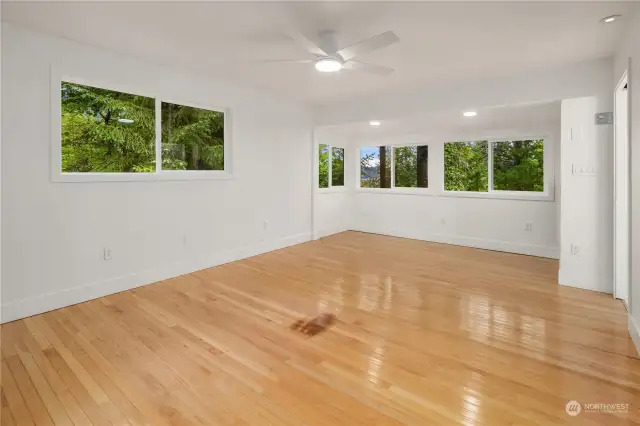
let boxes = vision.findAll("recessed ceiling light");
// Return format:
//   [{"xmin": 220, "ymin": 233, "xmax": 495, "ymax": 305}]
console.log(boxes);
[
  {"xmin": 315, "ymin": 58, "xmax": 343, "ymax": 73},
  {"xmin": 369, "ymin": 120, "xmax": 381, "ymax": 126},
  {"xmin": 463, "ymin": 111, "xmax": 477, "ymax": 117},
  {"xmin": 118, "ymin": 118, "xmax": 134, "ymax": 123},
  {"xmin": 601, "ymin": 15, "xmax": 621, "ymax": 23}
]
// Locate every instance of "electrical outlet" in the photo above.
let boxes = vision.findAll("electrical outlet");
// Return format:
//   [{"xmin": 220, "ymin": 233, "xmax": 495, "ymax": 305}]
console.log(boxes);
[
  {"xmin": 103, "ymin": 247, "xmax": 113, "ymax": 261},
  {"xmin": 570, "ymin": 244, "xmax": 580, "ymax": 256},
  {"xmin": 525, "ymin": 223, "xmax": 533, "ymax": 232}
]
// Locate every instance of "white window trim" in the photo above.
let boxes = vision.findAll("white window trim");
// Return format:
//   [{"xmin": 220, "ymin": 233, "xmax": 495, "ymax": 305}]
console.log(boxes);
[
  {"xmin": 317, "ymin": 143, "xmax": 346, "ymax": 192},
  {"xmin": 51, "ymin": 67, "xmax": 232, "ymax": 183},
  {"xmin": 357, "ymin": 142, "xmax": 435, "ymax": 194},
  {"xmin": 355, "ymin": 136, "xmax": 554, "ymax": 202},
  {"xmin": 442, "ymin": 137, "xmax": 553, "ymax": 201}
]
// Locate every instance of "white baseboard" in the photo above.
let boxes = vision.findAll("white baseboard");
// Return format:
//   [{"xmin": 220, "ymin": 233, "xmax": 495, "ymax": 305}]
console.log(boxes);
[
  {"xmin": 1, "ymin": 232, "xmax": 311, "ymax": 323},
  {"xmin": 629, "ymin": 315, "xmax": 640, "ymax": 358},
  {"xmin": 313, "ymin": 225, "xmax": 348, "ymax": 240},
  {"xmin": 350, "ymin": 226, "xmax": 559, "ymax": 259}
]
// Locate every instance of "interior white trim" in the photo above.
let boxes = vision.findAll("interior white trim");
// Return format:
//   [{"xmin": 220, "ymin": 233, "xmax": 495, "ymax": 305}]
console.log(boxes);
[
  {"xmin": 1, "ymin": 232, "xmax": 311, "ymax": 323},
  {"xmin": 348, "ymin": 227, "xmax": 559, "ymax": 259},
  {"xmin": 51, "ymin": 65, "xmax": 233, "ymax": 183},
  {"xmin": 629, "ymin": 315, "xmax": 640, "ymax": 357}
]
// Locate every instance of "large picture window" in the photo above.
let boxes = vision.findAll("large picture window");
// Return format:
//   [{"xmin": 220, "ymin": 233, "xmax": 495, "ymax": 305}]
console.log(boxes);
[
  {"xmin": 492, "ymin": 140, "xmax": 544, "ymax": 192},
  {"xmin": 394, "ymin": 145, "xmax": 428, "ymax": 188},
  {"xmin": 318, "ymin": 144, "xmax": 345, "ymax": 189},
  {"xmin": 444, "ymin": 139, "xmax": 545, "ymax": 194},
  {"xmin": 161, "ymin": 102, "xmax": 224, "ymax": 171},
  {"xmin": 61, "ymin": 82, "xmax": 156, "ymax": 173},
  {"xmin": 360, "ymin": 146, "xmax": 391, "ymax": 188},
  {"xmin": 444, "ymin": 141, "xmax": 489, "ymax": 192},
  {"xmin": 55, "ymin": 79, "xmax": 229, "ymax": 181}
]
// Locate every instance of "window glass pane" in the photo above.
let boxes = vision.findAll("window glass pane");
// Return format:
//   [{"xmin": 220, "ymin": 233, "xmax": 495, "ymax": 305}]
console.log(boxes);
[
  {"xmin": 332, "ymin": 147, "xmax": 344, "ymax": 187},
  {"xmin": 61, "ymin": 81, "xmax": 155, "ymax": 173},
  {"xmin": 492, "ymin": 140, "xmax": 544, "ymax": 192},
  {"xmin": 444, "ymin": 141, "xmax": 488, "ymax": 192},
  {"xmin": 319, "ymin": 144, "xmax": 329, "ymax": 188},
  {"xmin": 161, "ymin": 102, "xmax": 224, "ymax": 170},
  {"xmin": 360, "ymin": 146, "xmax": 391, "ymax": 188},
  {"xmin": 394, "ymin": 145, "xmax": 428, "ymax": 188}
]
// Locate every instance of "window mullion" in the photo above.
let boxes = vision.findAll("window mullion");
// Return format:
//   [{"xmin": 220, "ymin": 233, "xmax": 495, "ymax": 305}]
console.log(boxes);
[
  {"xmin": 328, "ymin": 145, "xmax": 333, "ymax": 188},
  {"xmin": 155, "ymin": 98, "xmax": 162, "ymax": 173},
  {"xmin": 391, "ymin": 146, "xmax": 395, "ymax": 189},
  {"xmin": 488, "ymin": 141, "xmax": 494, "ymax": 192}
]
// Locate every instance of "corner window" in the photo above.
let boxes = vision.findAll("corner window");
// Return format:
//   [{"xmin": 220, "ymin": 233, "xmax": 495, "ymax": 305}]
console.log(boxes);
[
  {"xmin": 394, "ymin": 145, "xmax": 428, "ymax": 188},
  {"xmin": 54, "ymin": 77, "xmax": 230, "ymax": 182},
  {"xmin": 318, "ymin": 144, "xmax": 345, "ymax": 189},
  {"xmin": 318, "ymin": 144, "xmax": 329, "ymax": 188},
  {"xmin": 360, "ymin": 146, "xmax": 391, "ymax": 188},
  {"xmin": 332, "ymin": 147, "xmax": 345, "ymax": 187}
]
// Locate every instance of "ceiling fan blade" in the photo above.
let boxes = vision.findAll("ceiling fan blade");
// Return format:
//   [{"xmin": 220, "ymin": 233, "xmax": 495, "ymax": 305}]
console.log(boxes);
[
  {"xmin": 337, "ymin": 31, "xmax": 399, "ymax": 61},
  {"xmin": 259, "ymin": 59, "xmax": 313, "ymax": 64},
  {"xmin": 285, "ymin": 29, "xmax": 327, "ymax": 56},
  {"xmin": 343, "ymin": 61, "xmax": 395, "ymax": 76}
]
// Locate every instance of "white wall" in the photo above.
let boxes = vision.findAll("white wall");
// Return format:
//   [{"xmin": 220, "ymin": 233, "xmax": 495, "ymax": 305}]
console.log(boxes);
[
  {"xmin": 559, "ymin": 96, "xmax": 614, "ymax": 294},
  {"xmin": 347, "ymin": 120, "xmax": 561, "ymax": 259},
  {"xmin": 313, "ymin": 128, "xmax": 351, "ymax": 239},
  {"xmin": 614, "ymin": 5, "xmax": 640, "ymax": 352},
  {"xmin": 1, "ymin": 23, "xmax": 314, "ymax": 322}
]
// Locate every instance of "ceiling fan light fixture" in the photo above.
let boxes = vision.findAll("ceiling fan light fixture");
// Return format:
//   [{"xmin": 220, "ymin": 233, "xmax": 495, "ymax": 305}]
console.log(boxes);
[
  {"xmin": 315, "ymin": 58, "xmax": 343, "ymax": 73},
  {"xmin": 601, "ymin": 14, "xmax": 621, "ymax": 23}
]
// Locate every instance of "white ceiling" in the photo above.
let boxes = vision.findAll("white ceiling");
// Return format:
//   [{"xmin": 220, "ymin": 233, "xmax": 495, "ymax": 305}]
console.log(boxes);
[
  {"xmin": 3, "ymin": 1, "xmax": 634, "ymax": 105},
  {"xmin": 324, "ymin": 100, "xmax": 561, "ymax": 141}
]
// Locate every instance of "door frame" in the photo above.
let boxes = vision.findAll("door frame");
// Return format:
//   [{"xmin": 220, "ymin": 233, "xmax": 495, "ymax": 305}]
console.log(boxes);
[{"xmin": 613, "ymin": 69, "xmax": 630, "ymax": 308}]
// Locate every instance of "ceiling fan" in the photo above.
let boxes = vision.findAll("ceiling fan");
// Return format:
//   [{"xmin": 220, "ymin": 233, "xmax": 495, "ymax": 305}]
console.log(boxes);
[{"xmin": 262, "ymin": 29, "xmax": 400, "ymax": 76}]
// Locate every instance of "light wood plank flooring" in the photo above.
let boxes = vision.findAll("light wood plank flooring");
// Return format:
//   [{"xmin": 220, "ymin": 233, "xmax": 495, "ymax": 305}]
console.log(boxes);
[{"xmin": 1, "ymin": 231, "xmax": 639, "ymax": 425}]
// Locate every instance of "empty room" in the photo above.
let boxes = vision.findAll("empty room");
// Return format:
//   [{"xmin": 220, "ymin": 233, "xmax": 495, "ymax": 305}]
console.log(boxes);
[{"xmin": 1, "ymin": 1, "xmax": 639, "ymax": 425}]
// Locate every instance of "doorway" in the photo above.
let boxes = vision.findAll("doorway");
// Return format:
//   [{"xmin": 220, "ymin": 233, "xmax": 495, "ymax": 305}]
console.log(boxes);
[{"xmin": 614, "ymin": 71, "xmax": 630, "ymax": 309}]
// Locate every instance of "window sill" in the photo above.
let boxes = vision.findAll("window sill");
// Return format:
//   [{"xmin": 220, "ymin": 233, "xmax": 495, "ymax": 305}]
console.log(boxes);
[
  {"xmin": 440, "ymin": 190, "xmax": 553, "ymax": 202},
  {"xmin": 317, "ymin": 187, "xmax": 348, "ymax": 194},
  {"xmin": 51, "ymin": 171, "xmax": 234, "ymax": 183},
  {"xmin": 355, "ymin": 188, "xmax": 553, "ymax": 202}
]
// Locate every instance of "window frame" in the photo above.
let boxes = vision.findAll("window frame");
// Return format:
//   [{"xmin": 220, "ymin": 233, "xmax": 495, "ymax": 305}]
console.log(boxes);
[
  {"xmin": 357, "ymin": 142, "xmax": 434, "ymax": 195},
  {"xmin": 51, "ymin": 68, "xmax": 232, "ymax": 183},
  {"xmin": 355, "ymin": 134, "xmax": 554, "ymax": 201},
  {"xmin": 317, "ymin": 143, "xmax": 346, "ymax": 192},
  {"xmin": 442, "ymin": 136, "xmax": 552, "ymax": 201}
]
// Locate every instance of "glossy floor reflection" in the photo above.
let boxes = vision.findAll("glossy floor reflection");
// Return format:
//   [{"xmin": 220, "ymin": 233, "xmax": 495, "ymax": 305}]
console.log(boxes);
[{"xmin": 2, "ymin": 231, "xmax": 639, "ymax": 425}]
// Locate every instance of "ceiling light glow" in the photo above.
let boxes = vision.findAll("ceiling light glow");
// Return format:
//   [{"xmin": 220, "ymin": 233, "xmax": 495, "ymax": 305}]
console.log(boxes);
[
  {"xmin": 463, "ymin": 111, "xmax": 477, "ymax": 117},
  {"xmin": 315, "ymin": 58, "xmax": 342, "ymax": 73},
  {"xmin": 369, "ymin": 120, "xmax": 381, "ymax": 126}
]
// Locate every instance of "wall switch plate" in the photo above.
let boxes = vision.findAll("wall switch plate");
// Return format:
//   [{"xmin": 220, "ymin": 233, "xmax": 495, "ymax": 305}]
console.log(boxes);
[
  {"xmin": 595, "ymin": 112, "xmax": 613, "ymax": 125},
  {"xmin": 103, "ymin": 247, "xmax": 113, "ymax": 261},
  {"xmin": 525, "ymin": 223, "xmax": 533, "ymax": 232},
  {"xmin": 570, "ymin": 244, "xmax": 580, "ymax": 255}
]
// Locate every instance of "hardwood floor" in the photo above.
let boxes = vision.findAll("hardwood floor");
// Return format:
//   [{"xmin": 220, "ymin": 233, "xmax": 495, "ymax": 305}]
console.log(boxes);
[{"xmin": 1, "ymin": 231, "xmax": 639, "ymax": 425}]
